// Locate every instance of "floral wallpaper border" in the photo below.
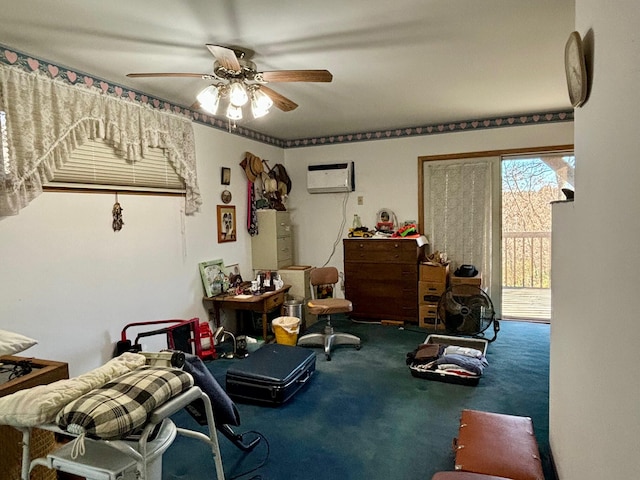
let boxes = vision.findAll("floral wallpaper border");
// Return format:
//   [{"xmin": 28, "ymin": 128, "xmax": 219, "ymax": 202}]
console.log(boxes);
[
  {"xmin": 284, "ymin": 110, "xmax": 573, "ymax": 148},
  {"xmin": 1, "ymin": 44, "xmax": 573, "ymax": 149}
]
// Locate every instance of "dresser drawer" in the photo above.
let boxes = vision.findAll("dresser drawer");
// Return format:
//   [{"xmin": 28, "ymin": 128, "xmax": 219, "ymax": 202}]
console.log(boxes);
[
  {"xmin": 345, "ymin": 274, "xmax": 418, "ymax": 297},
  {"xmin": 350, "ymin": 293, "xmax": 418, "ymax": 320},
  {"xmin": 343, "ymin": 239, "xmax": 419, "ymax": 263},
  {"xmin": 345, "ymin": 263, "xmax": 417, "ymax": 287}
]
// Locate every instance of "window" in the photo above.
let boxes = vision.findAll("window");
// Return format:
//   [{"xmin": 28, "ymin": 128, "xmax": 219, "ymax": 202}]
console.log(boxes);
[{"xmin": 0, "ymin": 63, "xmax": 200, "ymax": 216}]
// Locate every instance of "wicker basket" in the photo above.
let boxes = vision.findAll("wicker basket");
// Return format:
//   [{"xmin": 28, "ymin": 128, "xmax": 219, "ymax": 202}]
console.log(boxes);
[{"xmin": 0, "ymin": 425, "xmax": 58, "ymax": 480}]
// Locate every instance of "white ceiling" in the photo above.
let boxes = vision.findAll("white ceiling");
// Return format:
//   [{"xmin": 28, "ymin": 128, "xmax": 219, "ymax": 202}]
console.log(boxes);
[{"xmin": 0, "ymin": 0, "xmax": 575, "ymax": 141}]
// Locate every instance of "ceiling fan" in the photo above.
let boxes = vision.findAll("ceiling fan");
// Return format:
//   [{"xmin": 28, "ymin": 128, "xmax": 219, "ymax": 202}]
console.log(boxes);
[{"xmin": 126, "ymin": 44, "xmax": 333, "ymax": 121}]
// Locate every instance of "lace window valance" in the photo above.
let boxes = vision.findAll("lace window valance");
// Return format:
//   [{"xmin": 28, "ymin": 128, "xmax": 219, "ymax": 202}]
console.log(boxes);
[{"xmin": 0, "ymin": 64, "xmax": 201, "ymax": 216}]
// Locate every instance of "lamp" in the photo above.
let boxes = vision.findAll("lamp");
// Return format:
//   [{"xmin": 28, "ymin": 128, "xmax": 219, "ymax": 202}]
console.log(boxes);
[
  {"xmin": 197, "ymin": 82, "xmax": 273, "ymax": 121},
  {"xmin": 213, "ymin": 327, "xmax": 249, "ymax": 359}
]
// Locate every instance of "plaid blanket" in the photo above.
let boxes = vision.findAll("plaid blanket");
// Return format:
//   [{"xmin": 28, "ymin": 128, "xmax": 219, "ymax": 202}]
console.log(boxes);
[{"xmin": 56, "ymin": 366, "xmax": 193, "ymax": 440}]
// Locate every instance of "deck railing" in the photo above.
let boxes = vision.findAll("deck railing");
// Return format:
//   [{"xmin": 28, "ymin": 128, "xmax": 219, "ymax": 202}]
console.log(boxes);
[{"xmin": 502, "ymin": 231, "xmax": 551, "ymax": 289}]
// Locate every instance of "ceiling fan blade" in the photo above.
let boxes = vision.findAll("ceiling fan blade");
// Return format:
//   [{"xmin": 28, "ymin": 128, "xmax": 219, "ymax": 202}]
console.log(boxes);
[
  {"xmin": 206, "ymin": 44, "xmax": 242, "ymax": 73},
  {"xmin": 259, "ymin": 86, "xmax": 298, "ymax": 112},
  {"xmin": 126, "ymin": 72, "xmax": 213, "ymax": 79},
  {"xmin": 260, "ymin": 70, "xmax": 333, "ymax": 83}
]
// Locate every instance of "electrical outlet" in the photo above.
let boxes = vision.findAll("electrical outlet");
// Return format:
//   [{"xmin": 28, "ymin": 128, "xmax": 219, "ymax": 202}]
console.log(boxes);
[{"xmin": 357, "ymin": 196, "xmax": 363, "ymax": 205}]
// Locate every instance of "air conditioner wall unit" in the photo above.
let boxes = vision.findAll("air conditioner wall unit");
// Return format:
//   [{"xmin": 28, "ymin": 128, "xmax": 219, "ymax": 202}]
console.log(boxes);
[{"xmin": 306, "ymin": 162, "xmax": 355, "ymax": 193}]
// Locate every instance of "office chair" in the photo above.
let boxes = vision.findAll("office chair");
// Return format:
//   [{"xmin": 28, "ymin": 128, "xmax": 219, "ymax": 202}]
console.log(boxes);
[{"xmin": 297, "ymin": 266, "xmax": 361, "ymax": 360}]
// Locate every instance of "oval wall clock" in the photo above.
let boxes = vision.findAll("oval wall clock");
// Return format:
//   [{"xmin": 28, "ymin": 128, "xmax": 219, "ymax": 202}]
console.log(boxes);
[{"xmin": 564, "ymin": 31, "xmax": 588, "ymax": 108}]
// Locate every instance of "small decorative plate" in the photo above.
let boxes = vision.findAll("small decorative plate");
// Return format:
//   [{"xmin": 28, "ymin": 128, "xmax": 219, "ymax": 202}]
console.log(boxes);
[{"xmin": 221, "ymin": 190, "xmax": 232, "ymax": 204}]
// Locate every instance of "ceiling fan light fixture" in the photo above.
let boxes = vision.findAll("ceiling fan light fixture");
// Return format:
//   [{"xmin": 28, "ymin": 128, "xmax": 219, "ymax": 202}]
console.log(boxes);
[
  {"xmin": 251, "ymin": 103, "xmax": 270, "ymax": 119},
  {"xmin": 196, "ymin": 85, "xmax": 220, "ymax": 115},
  {"xmin": 226, "ymin": 104, "xmax": 243, "ymax": 120},
  {"xmin": 250, "ymin": 88, "xmax": 274, "ymax": 118},
  {"xmin": 127, "ymin": 44, "xmax": 331, "ymax": 124},
  {"xmin": 229, "ymin": 81, "xmax": 248, "ymax": 107}
]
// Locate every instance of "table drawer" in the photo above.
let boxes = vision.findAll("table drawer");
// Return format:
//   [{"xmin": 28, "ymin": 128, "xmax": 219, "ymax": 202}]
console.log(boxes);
[{"xmin": 264, "ymin": 291, "xmax": 285, "ymax": 311}]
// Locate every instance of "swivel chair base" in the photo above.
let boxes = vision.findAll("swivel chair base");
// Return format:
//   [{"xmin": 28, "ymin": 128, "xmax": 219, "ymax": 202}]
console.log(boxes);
[{"xmin": 297, "ymin": 324, "xmax": 361, "ymax": 361}]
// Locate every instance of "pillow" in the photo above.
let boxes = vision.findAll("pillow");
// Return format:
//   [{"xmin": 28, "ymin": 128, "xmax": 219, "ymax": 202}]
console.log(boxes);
[
  {"xmin": 0, "ymin": 352, "xmax": 146, "ymax": 427},
  {"xmin": 0, "ymin": 329, "xmax": 38, "ymax": 356},
  {"xmin": 56, "ymin": 366, "xmax": 193, "ymax": 440}
]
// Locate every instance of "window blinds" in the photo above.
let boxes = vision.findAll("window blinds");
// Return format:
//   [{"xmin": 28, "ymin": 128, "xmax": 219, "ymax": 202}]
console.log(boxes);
[{"xmin": 47, "ymin": 138, "xmax": 186, "ymax": 193}]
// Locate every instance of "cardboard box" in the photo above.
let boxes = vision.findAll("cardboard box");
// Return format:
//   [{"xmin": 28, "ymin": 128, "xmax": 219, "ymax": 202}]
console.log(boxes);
[
  {"xmin": 419, "ymin": 281, "xmax": 446, "ymax": 302},
  {"xmin": 449, "ymin": 273, "xmax": 482, "ymax": 287},
  {"xmin": 419, "ymin": 263, "xmax": 449, "ymax": 283},
  {"xmin": 418, "ymin": 304, "xmax": 444, "ymax": 329}
]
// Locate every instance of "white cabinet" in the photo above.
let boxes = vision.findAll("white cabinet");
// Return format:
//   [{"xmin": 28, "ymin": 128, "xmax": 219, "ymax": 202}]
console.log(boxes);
[{"xmin": 251, "ymin": 210, "xmax": 293, "ymax": 270}]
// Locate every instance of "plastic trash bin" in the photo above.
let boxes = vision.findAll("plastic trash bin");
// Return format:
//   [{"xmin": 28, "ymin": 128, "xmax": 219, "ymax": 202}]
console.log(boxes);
[{"xmin": 271, "ymin": 316, "xmax": 301, "ymax": 346}]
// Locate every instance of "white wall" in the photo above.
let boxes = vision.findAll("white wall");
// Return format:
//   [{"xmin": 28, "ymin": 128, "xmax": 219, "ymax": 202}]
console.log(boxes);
[
  {"xmin": 284, "ymin": 123, "xmax": 573, "ymax": 277},
  {"xmin": 550, "ymin": 2, "xmax": 640, "ymax": 478},
  {"xmin": 0, "ymin": 106, "xmax": 572, "ymax": 379},
  {"xmin": 0, "ymin": 123, "xmax": 283, "ymax": 376}
]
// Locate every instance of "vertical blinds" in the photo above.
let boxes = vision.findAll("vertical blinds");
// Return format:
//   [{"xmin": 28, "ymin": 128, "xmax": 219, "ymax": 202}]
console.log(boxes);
[{"xmin": 48, "ymin": 138, "xmax": 186, "ymax": 192}]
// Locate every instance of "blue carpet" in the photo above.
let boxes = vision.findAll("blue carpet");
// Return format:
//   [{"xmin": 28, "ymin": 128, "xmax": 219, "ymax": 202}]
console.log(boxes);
[{"xmin": 163, "ymin": 318, "xmax": 551, "ymax": 479}]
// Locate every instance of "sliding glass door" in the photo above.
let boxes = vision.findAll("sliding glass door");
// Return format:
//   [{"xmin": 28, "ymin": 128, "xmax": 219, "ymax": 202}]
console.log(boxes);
[{"xmin": 418, "ymin": 145, "xmax": 573, "ymax": 322}]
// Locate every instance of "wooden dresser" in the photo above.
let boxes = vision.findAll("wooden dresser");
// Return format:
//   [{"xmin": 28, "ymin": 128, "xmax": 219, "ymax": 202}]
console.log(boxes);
[{"xmin": 343, "ymin": 238, "xmax": 426, "ymax": 323}]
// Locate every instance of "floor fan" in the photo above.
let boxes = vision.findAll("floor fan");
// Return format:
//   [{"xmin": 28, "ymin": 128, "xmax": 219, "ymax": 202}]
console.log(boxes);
[{"xmin": 437, "ymin": 284, "xmax": 500, "ymax": 342}]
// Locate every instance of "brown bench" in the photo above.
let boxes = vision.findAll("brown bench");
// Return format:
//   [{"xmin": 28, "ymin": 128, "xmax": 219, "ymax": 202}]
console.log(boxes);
[
  {"xmin": 434, "ymin": 409, "xmax": 544, "ymax": 480},
  {"xmin": 433, "ymin": 473, "xmax": 512, "ymax": 480}
]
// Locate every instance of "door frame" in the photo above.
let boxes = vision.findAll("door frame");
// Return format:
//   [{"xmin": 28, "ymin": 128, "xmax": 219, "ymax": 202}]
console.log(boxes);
[{"xmin": 417, "ymin": 144, "xmax": 573, "ymax": 318}]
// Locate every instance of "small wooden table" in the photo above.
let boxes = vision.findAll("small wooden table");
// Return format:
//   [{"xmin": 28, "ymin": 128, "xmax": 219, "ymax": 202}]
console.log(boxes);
[
  {"xmin": 205, "ymin": 285, "xmax": 291, "ymax": 341},
  {"xmin": 0, "ymin": 356, "xmax": 69, "ymax": 480},
  {"xmin": 0, "ymin": 356, "xmax": 69, "ymax": 397}
]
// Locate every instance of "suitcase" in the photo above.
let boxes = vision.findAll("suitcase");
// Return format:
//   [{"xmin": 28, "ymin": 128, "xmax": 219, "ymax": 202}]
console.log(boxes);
[
  {"xmin": 409, "ymin": 334, "xmax": 488, "ymax": 386},
  {"xmin": 225, "ymin": 343, "xmax": 316, "ymax": 405},
  {"xmin": 454, "ymin": 409, "xmax": 544, "ymax": 480}
]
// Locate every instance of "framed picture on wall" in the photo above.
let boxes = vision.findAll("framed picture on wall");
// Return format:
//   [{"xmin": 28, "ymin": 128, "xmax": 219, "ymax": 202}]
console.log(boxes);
[
  {"xmin": 217, "ymin": 205, "xmax": 236, "ymax": 243},
  {"xmin": 199, "ymin": 259, "xmax": 225, "ymax": 297},
  {"xmin": 221, "ymin": 167, "xmax": 231, "ymax": 185}
]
